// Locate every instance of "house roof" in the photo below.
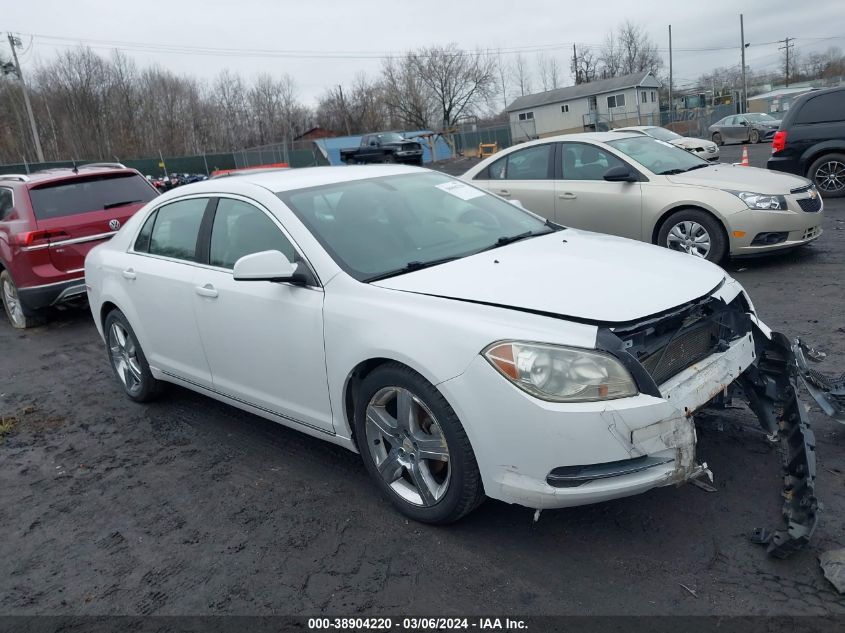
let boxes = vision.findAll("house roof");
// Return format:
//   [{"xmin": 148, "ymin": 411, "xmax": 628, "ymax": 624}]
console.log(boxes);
[{"xmin": 507, "ymin": 71, "xmax": 659, "ymax": 112}]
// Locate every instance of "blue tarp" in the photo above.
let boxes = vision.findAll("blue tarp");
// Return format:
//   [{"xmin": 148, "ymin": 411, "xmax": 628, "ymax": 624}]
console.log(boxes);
[{"xmin": 314, "ymin": 130, "xmax": 452, "ymax": 166}]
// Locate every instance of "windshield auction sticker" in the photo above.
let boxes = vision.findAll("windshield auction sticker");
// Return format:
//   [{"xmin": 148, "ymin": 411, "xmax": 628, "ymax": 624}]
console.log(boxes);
[{"xmin": 436, "ymin": 181, "xmax": 486, "ymax": 201}]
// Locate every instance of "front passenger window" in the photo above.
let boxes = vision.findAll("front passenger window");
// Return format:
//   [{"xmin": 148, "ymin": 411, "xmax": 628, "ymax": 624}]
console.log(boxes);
[
  {"xmin": 148, "ymin": 198, "xmax": 208, "ymax": 262},
  {"xmin": 209, "ymin": 198, "xmax": 296, "ymax": 269}
]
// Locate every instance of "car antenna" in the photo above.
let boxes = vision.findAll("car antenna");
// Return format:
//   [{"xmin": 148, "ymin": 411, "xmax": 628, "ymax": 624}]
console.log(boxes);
[{"xmin": 71, "ymin": 158, "xmax": 78, "ymax": 174}]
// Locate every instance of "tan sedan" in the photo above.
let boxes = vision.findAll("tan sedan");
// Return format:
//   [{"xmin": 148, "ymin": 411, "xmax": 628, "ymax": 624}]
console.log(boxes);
[{"xmin": 461, "ymin": 132, "xmax": 823, "ymax": 263}]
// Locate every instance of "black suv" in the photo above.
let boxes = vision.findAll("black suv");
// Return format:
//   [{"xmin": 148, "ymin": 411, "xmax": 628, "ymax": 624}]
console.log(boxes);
[{"xmin": 768, "ymin": 87, "xmax": 845, "ymax": 197}]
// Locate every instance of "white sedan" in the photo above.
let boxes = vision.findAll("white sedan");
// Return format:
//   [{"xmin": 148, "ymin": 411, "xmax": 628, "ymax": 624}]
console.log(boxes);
[{"xmin": 84, "ymin": 166, "xmax": 819, "ymax": 548}]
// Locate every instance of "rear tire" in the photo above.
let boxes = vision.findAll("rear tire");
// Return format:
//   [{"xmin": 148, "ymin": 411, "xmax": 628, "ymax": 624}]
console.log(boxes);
[
  {"xmin": 808, "ymin": 153, "xmax": 845, "ymax": 198},
  {"xmin": 104, "ymin": 309, "xmax": 160, "ymax": 402},
  {"xmin": 712, "ymin": 132, "xmax": 723, "ymax": 146},
  {"xmin": 1, "ymin": 270, "xmax": 42, "ymax": 329},
  {"xmin": 657, "ymin": 209, "xmax": 728, "ymax": 264},
  {"xmin": 354, "ymin": 363, "xmax": 484, "ymax": 524}
]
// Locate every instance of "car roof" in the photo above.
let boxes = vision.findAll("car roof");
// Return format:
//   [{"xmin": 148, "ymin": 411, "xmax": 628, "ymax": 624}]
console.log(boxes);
[
  {"xmin": 0, "ymin": 165, "xmax": 142, "ymax": 188},
  {"xmin": 500, "ymin": 132, "xmax": 640, "ymax": 151},
  {"xmin": 167, "ymin": 165, "xmax": 427, "ymax": 195}
]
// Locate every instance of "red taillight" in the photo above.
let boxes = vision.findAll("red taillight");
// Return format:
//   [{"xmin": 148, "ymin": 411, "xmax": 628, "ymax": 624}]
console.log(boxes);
[
  {"xmin": 772, "ymin": 130, "xmax": 787, "ymax": 154},
  {"xmin": 13, "ymin": 229, "xmax": 69, "ymax": 247}
]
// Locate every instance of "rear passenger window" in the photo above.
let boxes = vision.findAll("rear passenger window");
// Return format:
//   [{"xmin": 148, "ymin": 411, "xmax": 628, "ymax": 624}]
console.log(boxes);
[
  {"xmin": 134, "ymin": 210, "xmax": 158, "ymax": 253},
  {"xmin": 795, "ymin": 93, "xmax": 844, "ymax": 124},
  {"xmin": 0, "ymin": 188, "xmax": 13, "ymax": 220},
  {"xmin": 487, "ymin": 144, "xmax": 552, "ymax": 180},
  {"xmin": 148, "ymin": 198, "xmax": 208, "ymax": 262},
  {"xmin": 209, "ymin": 198, "xmax": 295, "ymax": 269}
]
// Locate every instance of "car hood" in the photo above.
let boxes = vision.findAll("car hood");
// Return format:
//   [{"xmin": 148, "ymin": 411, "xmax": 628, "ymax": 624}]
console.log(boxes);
[
  {"xmin": 665, "ymin": 164, "xmax": 810, "ymax": 194},
  {"xmin": 372, "ymin": 230, "xmax": 725, "ymax": 324},
  {"xmin": 669, "ymin": 137, "xmax": 715, "ymax": 149}
]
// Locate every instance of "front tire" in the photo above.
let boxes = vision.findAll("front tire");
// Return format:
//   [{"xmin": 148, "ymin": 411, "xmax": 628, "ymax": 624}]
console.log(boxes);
[
  {"xmin": 657, "ymin": 209, "xmax": 727, "ymax": 263},
  {"xmin": 382, "ymin": 154, "xmax": 397, "ymax": 164},
  {"xmin": 104, "ymin": 309, "xmax": 160, "ymax": 402},
  {"xmin": 808, "ymin": 153, "xmax": 845, "ymax": 198},
  {"xmin": 749, "ymin": 129, "xmax": 760, "ymax": 144},
  {"xmin": 1, "ymin": 270, "xmax": 41, "ymax": 329},
  {"xmin": 712, "ymin": 132, "xmax": 723, "ymax": 146},
  {"xmin": 354, "ymin": 363, "xmax": 484, "ymax": 524}
]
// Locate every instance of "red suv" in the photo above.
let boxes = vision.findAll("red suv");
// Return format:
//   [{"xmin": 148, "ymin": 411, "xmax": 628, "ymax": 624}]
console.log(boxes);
[{"xmin": 0, "ymin": 164, "xmax": 158, "ymax": 328}]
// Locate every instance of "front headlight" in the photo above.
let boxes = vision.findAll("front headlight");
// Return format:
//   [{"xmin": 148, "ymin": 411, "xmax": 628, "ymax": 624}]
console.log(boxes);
[
  {"xmin": 483, "ymin": 341, "xmax": 638, "ymax": 402},
  {"xmin": 727, "ymin": 190, "xmax": 788, "ymax": 210}
]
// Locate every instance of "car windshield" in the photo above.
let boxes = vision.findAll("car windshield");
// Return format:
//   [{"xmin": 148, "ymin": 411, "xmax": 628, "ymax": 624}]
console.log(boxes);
[
  {"xmin": 376, "ymin": 133, "xmax": 406, "ymax": 143},
  {"xmin": 607, "ymin": 136, "xmax": 709, "ymax": 175},
  {"xmin": 644, "ymin": 127, "xmax": 682, "ymax": 142},
  {"xmin": 278, "ymin": 172, "xmax": 555, "ymax": 281},
  {"xmin": 744, "ymin": 113, "xmax": 777, "ymax": 123}
]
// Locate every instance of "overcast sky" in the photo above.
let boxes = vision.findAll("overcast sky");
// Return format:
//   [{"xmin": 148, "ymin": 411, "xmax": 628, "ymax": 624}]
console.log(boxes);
[{"xmin": 5, "ymin": 0, "xmax": 845, "ymax": 105}]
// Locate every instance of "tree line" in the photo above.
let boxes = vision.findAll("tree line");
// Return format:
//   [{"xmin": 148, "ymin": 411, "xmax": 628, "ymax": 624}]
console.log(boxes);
[{"xmin": 2, "ymin": 22, "xmax": 842, "ymax": 166}]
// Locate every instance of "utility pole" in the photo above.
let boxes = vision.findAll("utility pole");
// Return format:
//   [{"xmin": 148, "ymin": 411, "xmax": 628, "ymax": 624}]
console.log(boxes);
[
  {"xmin": 6, "ymin": 33, "xmax": 45, "ymax": 163},
  {"xmin": 572, "ymin": 43, "xmax": 579, "ymax": 85},
  {"xmin": 778, "ymin": 37, "xmax": 795, "ymax": 87},
  {"xmin": 740, "ymin": 14, "xmax": 747, "ymax": 114},
  {"xmin": 668, "ymin": 25, "xmax": 673, "ymax": 124}
]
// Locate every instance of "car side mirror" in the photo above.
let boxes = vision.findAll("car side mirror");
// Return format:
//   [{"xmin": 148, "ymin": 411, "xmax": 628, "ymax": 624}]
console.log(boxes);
[
  {"xmin": 739, "ymin": 120, "xmax": 747, "ymax": 126},
  {"xmin": 603, "ymin": 166, "xmax": 638, "ymax": 182},
  {"xmin": 233, "ymin": 250, "xmax": 306, "ymax": 284}
]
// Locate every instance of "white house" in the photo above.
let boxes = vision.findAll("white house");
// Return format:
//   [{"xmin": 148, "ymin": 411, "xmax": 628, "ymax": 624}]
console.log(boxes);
[{"xmin": 507, "ymin": 71, "xmax": 663, "ymax": 141}]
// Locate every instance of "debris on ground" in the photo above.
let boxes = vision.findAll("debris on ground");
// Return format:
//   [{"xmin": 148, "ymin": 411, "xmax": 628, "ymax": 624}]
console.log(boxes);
[
  {"xmin": 819, "ymin": 549, "xmax": 845, "ymax": 594},
  {"xmin": 678, "ymin": 583, "xmax": 698, "ymax": 598}
]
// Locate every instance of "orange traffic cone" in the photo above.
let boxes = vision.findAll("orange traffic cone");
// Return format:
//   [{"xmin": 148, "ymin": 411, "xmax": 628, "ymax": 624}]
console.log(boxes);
[{"xmin": 740, "ymin": 145, "xmax": 750, "ymax": 166}]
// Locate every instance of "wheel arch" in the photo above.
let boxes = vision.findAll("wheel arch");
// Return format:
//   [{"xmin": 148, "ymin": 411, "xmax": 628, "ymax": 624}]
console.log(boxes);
[
  {"xmin": 651, "ymin": 204, "xmax": 729, "ymax": 247},
  {"xmin": 801, "ymin": 144, "xmax": 845, "ymax": 176},
  {"xmin": 100, "ymin": 300, "xmax": 120, "ymax": 331},
  {"xmin": 341, "ymin": 356, "xmax": 448, "ymax": 450}
]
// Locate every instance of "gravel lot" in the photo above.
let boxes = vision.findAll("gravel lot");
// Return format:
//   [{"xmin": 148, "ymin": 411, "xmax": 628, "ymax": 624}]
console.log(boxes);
[{"xmin": 2, "ymin": 148, "xmax": 844, "ymax": 616}]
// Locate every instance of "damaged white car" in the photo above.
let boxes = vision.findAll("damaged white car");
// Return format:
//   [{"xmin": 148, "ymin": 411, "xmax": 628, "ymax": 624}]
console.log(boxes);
[{"xmin": 85, "ymin": 166, "xmax": 839, "ymax": 557}]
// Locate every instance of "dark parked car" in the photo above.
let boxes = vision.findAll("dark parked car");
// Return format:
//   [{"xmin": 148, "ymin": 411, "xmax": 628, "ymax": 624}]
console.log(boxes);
[
  {"xmin": 709, "ymin": 113, "xmax": 781, "ymax": 146},
  {"xmin": 768, "ymin": 87, "xmax": 845, "ymax": 198},
  {"xmin": 0, "ymin": 164, "xmax": 158, "ymax": 328},
  {"xmin": 340, "ymin": 132, "xmax": 424, "ymax": 165}
]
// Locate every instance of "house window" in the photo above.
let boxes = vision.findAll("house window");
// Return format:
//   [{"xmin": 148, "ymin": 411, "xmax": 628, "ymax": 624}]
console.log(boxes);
[
  {"xmin": 518, "ymin": 111, "xmax": 534, "ymax": 121},
  {"xmin": 606, "ymin": 93, "xmax": 626, "ymax": 108},
  {"xmin": 651, "ymin": 91, "xmax": 656, "ymax": 103},
  {"xmin": 560, "ymin": 104, "xmax": 569, "ymax": 113},
  {"xmin": 641, "ymin": 91, "xmax": 647, "ymax": 103}
]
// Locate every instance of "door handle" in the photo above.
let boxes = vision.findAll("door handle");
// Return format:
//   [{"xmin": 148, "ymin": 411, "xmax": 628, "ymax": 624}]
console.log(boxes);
[
  {"xmin": 121, "ymin": 268, "xmax": 136, "ymax": 280},
  {"xmin": 497, "ymin": 189, "xmax": 511, "ymax": 197},
  {"xmin": 558, "ymin": 192, "xmax": 577, "ymax": 200},
  {"xmin": 195, "ymin": 283, "xmax": 218, "ymax": 298}
]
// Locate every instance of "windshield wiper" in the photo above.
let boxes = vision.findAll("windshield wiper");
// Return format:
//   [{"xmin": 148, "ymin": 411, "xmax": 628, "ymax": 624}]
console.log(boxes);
[
  {"xmin": 684, "ymin": 163, "xmax": 711, "ymax": 172},
  {"xmin": 657, "ymin": 168, "xmax": 686, "ymax": 175},
  {"xmin": 104, "ymin": 199, "xmax": 143, "ymax": 209},
  {"xmin": 364, "ymin": 256, "xmax": 460, "ymax": 282}
]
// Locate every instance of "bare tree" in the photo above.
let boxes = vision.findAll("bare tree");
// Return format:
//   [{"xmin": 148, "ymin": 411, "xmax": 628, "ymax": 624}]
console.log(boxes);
[
  {"xmin": 381, "ymin": 55, "xmax": 435, "ymax": 129},
  {"xmin": 495, "ymin": 50, "xmax": 510, "ymax": 111},
  {"xmin": 536, "ymin": 52, "xmax": 562, "ymax": 91},
  {"xmin": 571, "ymin": 45, "xmax": 599, "ymax": 84},
  {"xmin": 511, "ymin": 53, "xmax": 533, "ymax": 97},
  {"xmin": 409, "ymin": 44, "xmax": 496, "ymax": 128}
]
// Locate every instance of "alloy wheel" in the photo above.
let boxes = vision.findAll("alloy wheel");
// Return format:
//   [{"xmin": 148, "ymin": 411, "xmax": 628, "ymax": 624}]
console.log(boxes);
[
  {"xmin": 108, "ymin": 322, "xmax": 143, "ymax": 395},
  {"xmin": 815, "ymin": 160, "xmax": 845, "ymax": 193},
  {"xmin": 2, "ymin": 277, "xmax": 25, "ymax": 328},
  {"xmin": 365, "ymin": 386, "xmax": 450, "ymax": 507},
  {"xmin": 666, "ymin": 221, "xmax": 711, "ymax": 258}
]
